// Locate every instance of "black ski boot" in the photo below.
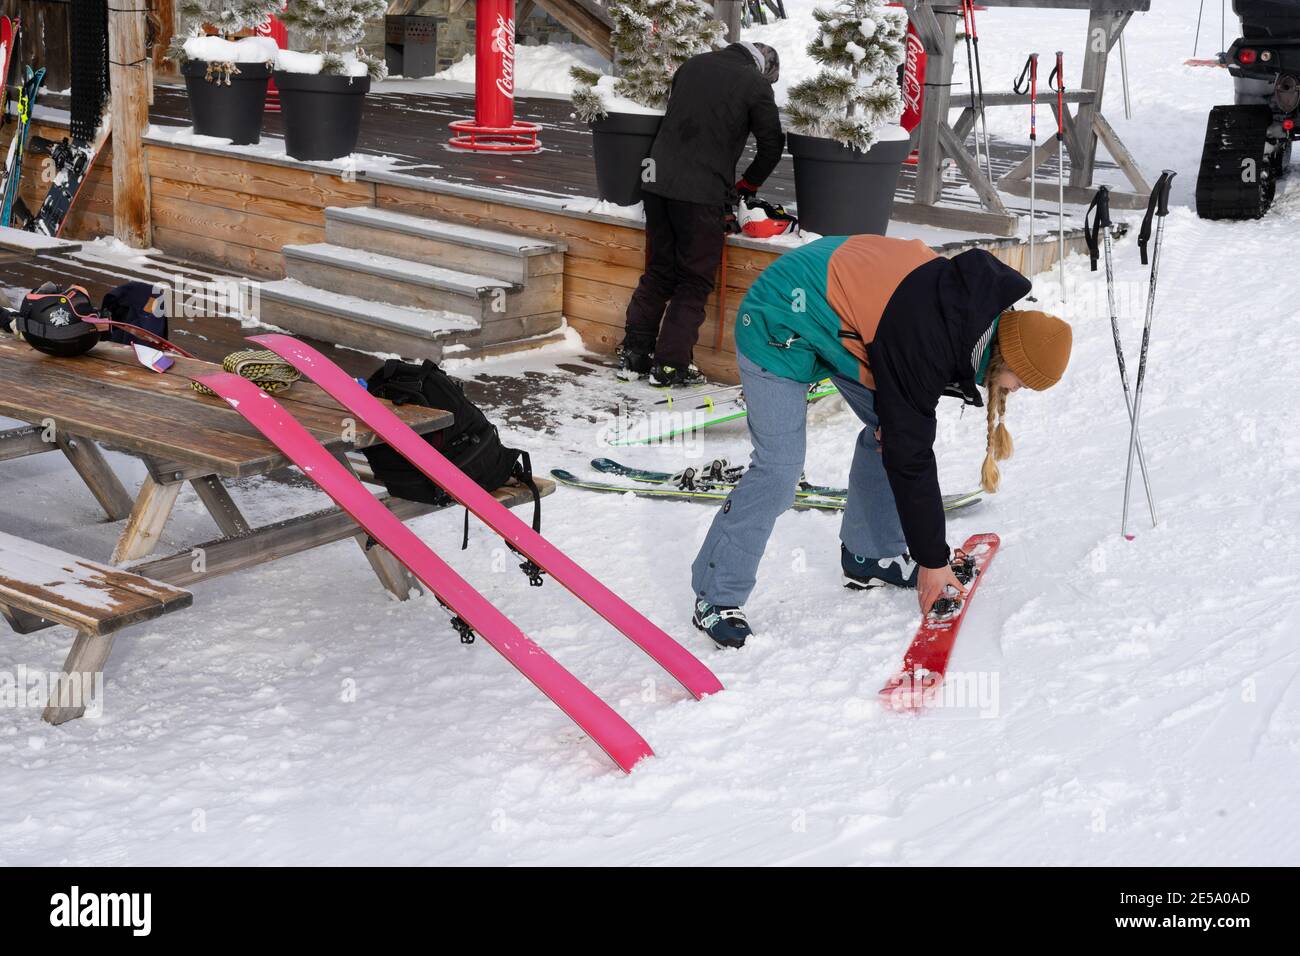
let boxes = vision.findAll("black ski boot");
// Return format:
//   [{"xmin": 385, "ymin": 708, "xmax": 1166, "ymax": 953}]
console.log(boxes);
[
  {"xmin": 841, "ymin": 544, "xmax": 919, "ymax": 590},
  {"xmin": 650, "ymin": 362, "xmax": 705, "ymax": 387},
  {"xmin": 692, "ymin": 599, "xmax": 752, "ymax": 648},
  {"xmin": 616, "ymin": 346, "xmax": 653, "ymax": 381}
]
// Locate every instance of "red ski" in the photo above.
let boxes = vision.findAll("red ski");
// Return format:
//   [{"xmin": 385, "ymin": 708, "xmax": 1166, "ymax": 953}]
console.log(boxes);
[
  {"xmin": 249, "ymin": 333, "xmax": 724, "ymax": 701},
  {"xmin": 879, "ymin": 533, "xmax": 1000, "ymax": 711},
  {"xmin": 199, "ymin": 371, "xmax": 653, "ymax": 774}
]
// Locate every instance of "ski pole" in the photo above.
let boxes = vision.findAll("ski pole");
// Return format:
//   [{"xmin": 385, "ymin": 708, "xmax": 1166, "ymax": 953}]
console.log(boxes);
[
  {"xmin": 1050, "ymin": 51, "xmax": 1067, "ymax": 302},
  {"xmin": 1014, "ymin": 53, "xmax": 1039, "ymax": 279},
  {"xmin": 1122, "ymin": 170, "xmax": 1176, "ymax": 539},
  {"xmin": 1085, "ymin": 186, "xmax": 1156, "ymax": 527},
  {"xmin": 1119, "ymin": 33, "xmax": 1131, "ymax": 120},
  {"xmin": 960, "ymin": 0, "xmax": 986, "ymax": 179},
  {"xmin": 966, "ymin": 1, "xmax": 993, "ymax": 183}
]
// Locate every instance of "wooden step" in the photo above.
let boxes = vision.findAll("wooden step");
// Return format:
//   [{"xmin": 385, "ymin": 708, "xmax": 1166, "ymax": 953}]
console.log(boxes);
[
  {"xmin": 282, "ymin": 242, "xmax": 513, "ymax": 320},
  {"xmin": 282, "ymin": 242, "xmax": 563, "ymax": 325},
  {"xmin": 324, "ymin": 206, "xmax": 564, "ymax": 284},
  {"xmin": 258, "ymin": 277, "xmax": 479, "ymax": 361}
]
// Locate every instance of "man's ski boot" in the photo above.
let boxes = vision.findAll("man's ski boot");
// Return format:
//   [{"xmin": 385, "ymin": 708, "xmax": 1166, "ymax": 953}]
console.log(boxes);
[
  {"xmin": 616, "ymin": 346, "xmax": 653, "ymax": 381},
  {"xmin": 842, "ymin": 545, "xmax": 919, "ymax": 590},
  {"xmin": 650, "ymin": 362, "xmax": 705, "ymax": 387},
  {"xmin": 692, "ymin": 599, "xmax": 752, "ymax": 649}
]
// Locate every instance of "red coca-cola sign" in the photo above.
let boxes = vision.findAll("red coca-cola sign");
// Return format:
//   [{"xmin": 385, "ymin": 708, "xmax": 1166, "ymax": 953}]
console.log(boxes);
[
  {"xmin": 475, "ymin": 0, "xmax": 516, "ymax": 128},
  {"xmin": 901, "ymin": 20, "xmax": 926, "ymax": 132}
]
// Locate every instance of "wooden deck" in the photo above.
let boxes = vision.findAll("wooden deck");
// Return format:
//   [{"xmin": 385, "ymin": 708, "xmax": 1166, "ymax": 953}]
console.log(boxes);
[
  {"xmin": 37, "ymin": 82, "xmax": 1109, "ymax": 226},
  {"xmin": 8, "ymin": 83, "xmax": 1120, "ymax": 384}
]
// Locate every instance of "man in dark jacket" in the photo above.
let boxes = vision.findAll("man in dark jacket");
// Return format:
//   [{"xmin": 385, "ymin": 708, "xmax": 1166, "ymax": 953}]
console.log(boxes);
[{"xmin": 619, "ymin": 41, "xmax": 785, "ymax": 387}]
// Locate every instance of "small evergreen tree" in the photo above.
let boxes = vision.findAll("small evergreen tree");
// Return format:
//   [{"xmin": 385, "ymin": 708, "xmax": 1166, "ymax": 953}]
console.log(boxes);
[
  {"xmin": 279, "ymin": 0, "xmax": 388, "ymax": 78},
  {"xmin": 571, "ymin": 0, "xmax": 723, "ymax": 122},
  {"xmin": 176, "ymin": 0, "xmax": 284, "ymax": 39},
  {"xmin": 786, "ymin": 0, "xmax": 907, "ymax": 152},
  {"xmin": 169, "ymin": 1, "xmax": 284, "ymax": 72}
]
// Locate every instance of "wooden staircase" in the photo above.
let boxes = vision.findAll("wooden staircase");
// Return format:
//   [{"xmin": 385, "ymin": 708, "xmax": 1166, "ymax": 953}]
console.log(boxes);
[{"xmin": 258, "ymin": 206, "xmax": 566, "ymax": 360}]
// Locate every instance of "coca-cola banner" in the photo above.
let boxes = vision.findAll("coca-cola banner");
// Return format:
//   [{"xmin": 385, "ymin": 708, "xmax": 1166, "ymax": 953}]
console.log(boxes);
[
  {"xmin": 475, "ymin": 0, "xmax": 517, "ymax": 128},
  {"xmin": 901, "ymin": 19, "xmax": 926, "ymax": 133}
]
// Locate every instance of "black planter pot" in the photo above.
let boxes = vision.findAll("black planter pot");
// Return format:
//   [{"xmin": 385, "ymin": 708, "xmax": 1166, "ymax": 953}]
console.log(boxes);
[
  {"xmin": 274, "ymin": 71, "xmax": 371, "ymax": 161},
  {"xmin": 787, "ymin": 132, "xmax": 911, "ymax": 236},
  {"xmin": 182, "ymin": 60, "xmax": 271, "ymax": 146},
  {"xmin": 590, "ymin": 111, "xmax": 663, "ymax": 207}
]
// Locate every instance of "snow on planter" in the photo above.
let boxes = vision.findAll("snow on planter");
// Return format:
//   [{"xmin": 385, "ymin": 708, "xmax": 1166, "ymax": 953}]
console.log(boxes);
[{"xmin": 182, "ymin": 35, "xmax": 279, "ymax": 64}]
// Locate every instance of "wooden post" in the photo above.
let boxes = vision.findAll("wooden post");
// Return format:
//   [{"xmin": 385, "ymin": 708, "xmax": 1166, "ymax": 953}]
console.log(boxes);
[
  {"xmin": 1073, "ymin": 5, "xmax": 1131, "ymax": 187},
  {"xmin": 107, "ymin": 3, "xmax": 153, "ymax": 247}
]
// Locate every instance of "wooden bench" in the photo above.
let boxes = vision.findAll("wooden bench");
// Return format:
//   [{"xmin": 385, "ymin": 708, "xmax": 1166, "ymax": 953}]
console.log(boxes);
[{"xmin": 0, "ymin": 532, "xmax": 192, "ymax": 724}]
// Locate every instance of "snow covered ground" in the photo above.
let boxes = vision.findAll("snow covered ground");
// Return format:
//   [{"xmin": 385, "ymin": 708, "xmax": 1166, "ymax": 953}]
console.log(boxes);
[{"xmin": 2, "ymin": 5, "xmax": 1299, "ymax": 866}]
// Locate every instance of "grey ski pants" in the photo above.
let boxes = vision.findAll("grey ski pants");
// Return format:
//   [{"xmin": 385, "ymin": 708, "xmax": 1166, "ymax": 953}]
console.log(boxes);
[{"xmin": 690, "ymin": 351, "xmax": 908, "ymax": 608}]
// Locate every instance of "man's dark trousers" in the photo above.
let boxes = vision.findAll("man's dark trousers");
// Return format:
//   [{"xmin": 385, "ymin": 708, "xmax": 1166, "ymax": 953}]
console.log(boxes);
[{"xmin": 623, "ymin": 192, "xmax": 725, "ymax": 368}]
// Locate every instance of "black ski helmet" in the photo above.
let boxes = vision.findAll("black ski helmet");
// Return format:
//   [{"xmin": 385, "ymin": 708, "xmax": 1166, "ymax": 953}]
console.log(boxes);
[
  {"xmin": 734, "ymin": 41, "xmax": 780, "ymax": 85},
  {"xmin": 15, "ymin": 283, "xmax": 103, "ymax": 357}
]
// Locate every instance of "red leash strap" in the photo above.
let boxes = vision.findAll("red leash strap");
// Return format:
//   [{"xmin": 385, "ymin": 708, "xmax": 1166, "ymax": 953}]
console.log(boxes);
[{"xmin": 95, "ymin": 319, "xmax": 196, "ymax": 359}]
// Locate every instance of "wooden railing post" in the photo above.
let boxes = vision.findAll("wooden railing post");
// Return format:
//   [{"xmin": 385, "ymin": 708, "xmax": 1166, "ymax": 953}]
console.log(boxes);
[{"xmin": 108, "ymin": 3, "xmax": 153, "ymax": 247}]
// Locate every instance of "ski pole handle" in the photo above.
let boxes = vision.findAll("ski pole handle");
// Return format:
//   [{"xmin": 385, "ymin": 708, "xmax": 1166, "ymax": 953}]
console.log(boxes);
[
  {"xmin": 1084, "ymin": 185, "xmax": 1110, "ymax": 272},
  {"xmin": 1014, "ymin": 54, "xmax": 1040, "ymax": 140},
  {"xmin": 1137, "ymin": 170, "xmax": 1177, "ymax": 264},
  {"xmin": 1049, "ymin": 51, "xmax": 1065, "ymax": 135},
  {"xmin": 1154, "ymin": 167, "xmax": 1176, "ymax": 216}
]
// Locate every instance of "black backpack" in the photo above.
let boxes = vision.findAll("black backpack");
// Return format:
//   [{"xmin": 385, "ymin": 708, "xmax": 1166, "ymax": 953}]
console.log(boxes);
[{"xmin": 361, "ymin": 360, "xmax": 542, "ymax": 571}]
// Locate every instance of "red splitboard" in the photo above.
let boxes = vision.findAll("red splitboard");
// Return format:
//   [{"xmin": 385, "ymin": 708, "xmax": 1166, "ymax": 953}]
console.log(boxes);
[{"xmin": 879, "ymin": 533, "xmax": 1000, "ymax": 711}]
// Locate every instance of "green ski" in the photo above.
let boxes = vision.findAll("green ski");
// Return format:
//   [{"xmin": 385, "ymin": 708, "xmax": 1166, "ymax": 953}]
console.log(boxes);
[{"xmin": 608, "ymin": 380, "xmax": 839, "ymax": 446}]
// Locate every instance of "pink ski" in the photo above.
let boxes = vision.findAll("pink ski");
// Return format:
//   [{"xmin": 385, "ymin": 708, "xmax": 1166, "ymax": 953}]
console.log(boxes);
[
  {"xmin": 879, "ymin": 533, "xmax": 1000, "ymax": 711},
  {"xmin": 199, "ymin": 371, "xmax": 653, "ymax": 773},
  {"xmin": 250, "ymin": 333, "xmax": 724, "ymax": 701}
]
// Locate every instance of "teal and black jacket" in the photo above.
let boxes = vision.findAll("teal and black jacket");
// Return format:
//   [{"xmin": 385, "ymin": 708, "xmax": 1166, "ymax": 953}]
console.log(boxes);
[{"xmin": 734, "ymin": 235, "xmax": 1030, "ymax": 567}]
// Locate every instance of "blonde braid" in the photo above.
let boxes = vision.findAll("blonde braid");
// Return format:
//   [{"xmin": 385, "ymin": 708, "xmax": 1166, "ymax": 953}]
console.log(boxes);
[{"xmin": 980, "ymin": 345, "xmax": 1014, "ymax": 494}]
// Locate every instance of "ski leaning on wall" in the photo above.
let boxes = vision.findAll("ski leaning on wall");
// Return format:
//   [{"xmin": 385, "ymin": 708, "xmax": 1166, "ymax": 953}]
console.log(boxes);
[
  {"xmin": 20, "ymin": 116, "xmax": 112, "ymax": 236},
  {"xmin": 0, "ymin": 65, "xmax": 45, "ymax": 227},
  {"xmin": 0, "ymin": 16, "xmax": 17, "ymax": 122},
  {"xmin": 198, "ymin": 370, "xmax": 655, "ymax": 774},
  {"xmin": 247, "ymin": 333, "xmax": 725, "ymax": 701}
]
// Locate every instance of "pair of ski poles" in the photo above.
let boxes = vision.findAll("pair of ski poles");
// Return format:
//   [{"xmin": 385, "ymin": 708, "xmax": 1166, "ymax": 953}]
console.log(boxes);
[
  {"xmin": 1015, "ymin": 51, "xmax": 1069, "ymax": 298},
  {"xmin": 961, "ymin": 0, "xmax": 992, "ymax": 183},
  {"xmin": 1085, "ymin": 170, "xmax": 1177, "ymax": 539}
]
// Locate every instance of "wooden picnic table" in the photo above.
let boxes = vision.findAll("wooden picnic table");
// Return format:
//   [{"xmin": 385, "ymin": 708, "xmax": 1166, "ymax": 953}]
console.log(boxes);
[{"xmin": 0, "ymin": 335, "xmax": 465, "ymax": 604}]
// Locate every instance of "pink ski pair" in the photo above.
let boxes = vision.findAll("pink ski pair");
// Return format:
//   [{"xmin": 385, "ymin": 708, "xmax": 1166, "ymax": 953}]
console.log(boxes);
[{"xmin": 199, "ymin": 335, "xmax": 722, "ymax": 773}]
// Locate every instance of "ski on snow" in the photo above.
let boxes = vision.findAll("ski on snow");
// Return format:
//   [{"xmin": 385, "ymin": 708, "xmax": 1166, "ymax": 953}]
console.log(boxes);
[
  {"xmin": 248, "ymin": 333, "xmax": 724, "ymax": 702},
  {"xmin": 551, "ymin": 468, "xmax": 852, "ymax": 511},
  {"xmin": 199, "ymin": 371, "xmax": 653, "ymax": 774},
  {"xmin": 879, "ymin": 532, "xmax": 1000, "ymax": 711},
  {"xmin": 557, "ymin": 463, "xmax": 984, "ymax": 514},
  {"xmin": 608, "ymin": 380, "xmax": 840, "ymax": 446},
  {"xmin": 589, "ymin": 456, "xmax": 984, "ymax": 510}
]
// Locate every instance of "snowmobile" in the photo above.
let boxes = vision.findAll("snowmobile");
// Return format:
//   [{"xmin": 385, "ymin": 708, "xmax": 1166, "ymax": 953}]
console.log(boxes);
[{"xmin": 1195, "ymin": 1, "xmax": 1300, "ymax": 219}]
